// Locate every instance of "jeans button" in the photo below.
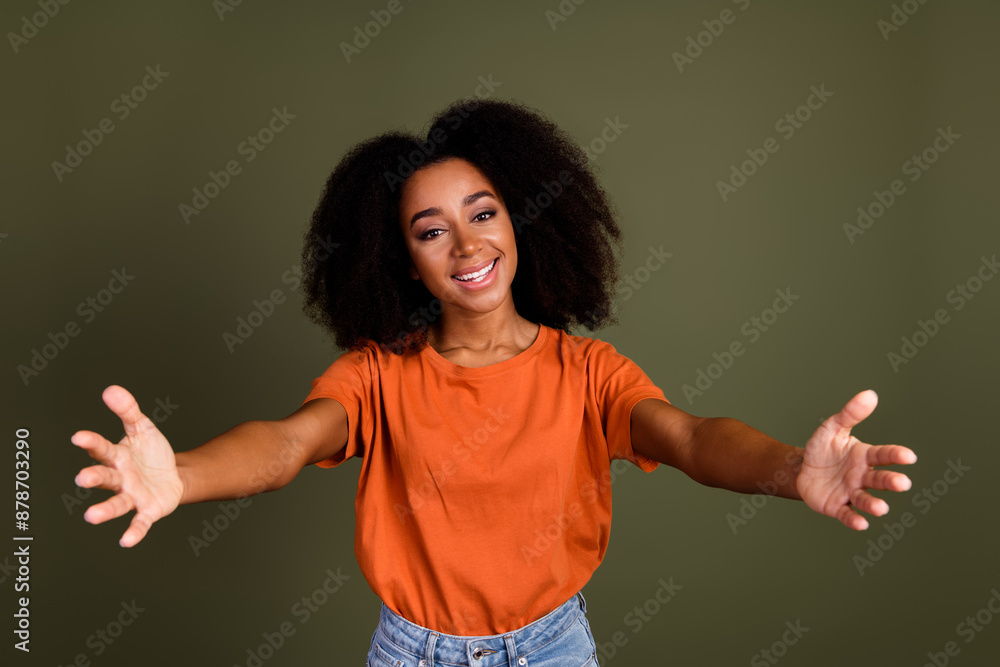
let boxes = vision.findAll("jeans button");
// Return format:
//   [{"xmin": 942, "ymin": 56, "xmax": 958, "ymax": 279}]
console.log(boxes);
[
  {"xmin": 518, "ymin": 658, "xmax": 527, "ymax": 666},
  {"xmin": 472, "ymin": 647, "xmax": 484, "ymax": 660}
]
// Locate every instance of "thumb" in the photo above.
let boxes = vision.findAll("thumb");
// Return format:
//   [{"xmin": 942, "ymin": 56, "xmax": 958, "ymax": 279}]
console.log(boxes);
[
  {"xmin": 102, "ymin": 385, "xmax": 150, "ymax": 437},
  {"xmin": 827, "ymin": 389, "xmax": 878, "ymax": 432}
]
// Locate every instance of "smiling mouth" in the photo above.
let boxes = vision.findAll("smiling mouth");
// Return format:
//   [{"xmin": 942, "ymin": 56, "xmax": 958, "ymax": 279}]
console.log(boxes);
[{"xmin": 453, "ymin": 258, "xmax": 498, "ymax": 283}]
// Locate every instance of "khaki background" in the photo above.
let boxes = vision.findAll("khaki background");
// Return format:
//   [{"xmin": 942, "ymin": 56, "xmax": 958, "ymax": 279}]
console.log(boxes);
[{"xmin": 2, "ymin": 0, "xmax": 998, "ymax": 664}]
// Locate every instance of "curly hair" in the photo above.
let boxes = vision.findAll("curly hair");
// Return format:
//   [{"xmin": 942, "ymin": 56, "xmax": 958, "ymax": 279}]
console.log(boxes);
[{"xmin": 300, "ymin": 97, "xmax": 626, "ymax": 355}]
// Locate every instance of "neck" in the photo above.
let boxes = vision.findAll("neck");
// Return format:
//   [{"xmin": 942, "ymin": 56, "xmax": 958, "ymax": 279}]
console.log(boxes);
[{"xmin": 429, "ymin": 300, "xmax": 535, "ymax": 354}]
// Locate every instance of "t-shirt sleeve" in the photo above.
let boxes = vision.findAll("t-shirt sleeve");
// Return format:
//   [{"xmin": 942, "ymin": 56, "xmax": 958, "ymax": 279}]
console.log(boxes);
[
  {"xmin": 300, "ymin": 345, "xmax": 374, "ymax": 468},
  {"xmin": 590, "ymin": 340, "xmax": 671, "ymax": 473}
]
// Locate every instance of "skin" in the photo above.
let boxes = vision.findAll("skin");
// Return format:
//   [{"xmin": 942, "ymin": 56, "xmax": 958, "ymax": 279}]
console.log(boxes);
[
  {"xmin": 70, "ymin": 158, "xmax": 915, "ymax": 548},
  {"xmin": 630, "ymin": 390, "xmax": 916, "ymax": 530},
  {"xmin": 397, "ymin": 157, "xmax": 539, "ymax": 366}
]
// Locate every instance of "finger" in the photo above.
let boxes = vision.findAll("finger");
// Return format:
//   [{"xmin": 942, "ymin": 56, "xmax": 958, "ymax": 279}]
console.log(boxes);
[
  {"xmin": 70, "ymin": 430, "xmax": 116, "ymax": 464},
  {"xmin": 74, "ymin": 465, "xmax": 123, "ymax": 492},
  {"xmin": 102, "ymin": 385, "xmax": 154, "ymax": 438},
  {"xmin": 120, "ymin": 512, "xmax": 153, "ymax": 548},
  {"xmin": 861, "ymin": 468, "xmax": 912, "ymax": 493},
  {"xmin": 825, "ymin": 389, "xmax": 878, "ymax": 432},
  {"xmin": 850, "ymin": 488, "xmax": 890, "ymax": 517},
  {"xmin": 83, "ymin": 493, "xmax": 135, "ymax": 526},
  {"xmin": 866, "ymin": 444, "xmax": 918, "ymax": 467},
  {"xmin": 834, "ymin": 503, "xmax": 870, "ymax": 531}
]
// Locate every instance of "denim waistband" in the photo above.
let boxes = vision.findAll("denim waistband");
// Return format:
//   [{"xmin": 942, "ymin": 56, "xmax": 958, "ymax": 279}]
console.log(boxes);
[{"xmin": 373, "ymin": 592, "xmax": 588, "ymax": 667}]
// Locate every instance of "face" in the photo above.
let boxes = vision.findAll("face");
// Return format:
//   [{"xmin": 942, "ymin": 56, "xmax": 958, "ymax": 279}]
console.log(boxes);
[{"xmin": 398, "ymin": 158, "xmax": 517, "ymax": 318}]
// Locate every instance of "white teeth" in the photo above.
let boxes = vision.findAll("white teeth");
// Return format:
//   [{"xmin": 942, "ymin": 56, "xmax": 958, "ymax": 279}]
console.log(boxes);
[{"xmin": 454, "ymin": 259, "xmax": 496, "ymax": 282}]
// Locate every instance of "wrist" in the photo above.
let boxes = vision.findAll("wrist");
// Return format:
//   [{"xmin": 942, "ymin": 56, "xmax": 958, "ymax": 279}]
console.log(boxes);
[
  {"xmin": 174, "ymin": 452, "xmax": 196, "ymax": 505},
  {"xmin": 780, "ymin": 446, "xmax": 806, "ymax": 500}
]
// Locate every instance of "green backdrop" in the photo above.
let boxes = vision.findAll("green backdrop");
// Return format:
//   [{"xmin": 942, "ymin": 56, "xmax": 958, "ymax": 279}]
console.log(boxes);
[{"xmin": 3, "ymin": 0, "xmax": 998, "ymax": 665}]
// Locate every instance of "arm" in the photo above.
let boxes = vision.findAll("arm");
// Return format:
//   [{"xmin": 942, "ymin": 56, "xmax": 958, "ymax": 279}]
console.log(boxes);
[
  {"xmin": 176, "ymin": 397, "xmax": 349, "ymax": 504},
  {"xmin": 72, "ymin": 385, "xmax": 349, "ymax": 546},
  {"xmin": 629, "ymin": 390, "xmax": 917, "ymax": 530},
  {"xmin": 630, "ymin": 398, "xmax": 804, "ymax": 500}
]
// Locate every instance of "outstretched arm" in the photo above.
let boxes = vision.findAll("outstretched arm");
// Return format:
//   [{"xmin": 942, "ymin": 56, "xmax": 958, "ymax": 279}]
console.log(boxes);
[
  {"xmin": 630, "ymin": 389, "xmax": 916, "ymax": 530},
  {"xmin": 71, "ymin": 385, "xmax": 348, "ymax": 547}
]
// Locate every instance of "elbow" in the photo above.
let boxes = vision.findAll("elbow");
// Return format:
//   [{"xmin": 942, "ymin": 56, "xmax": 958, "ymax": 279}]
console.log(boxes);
[
  {"xmin": 248, "ymin": 420, "xmax": 307, "ymax": 494},
  {"xmin": 682, "ymin": 416, "xmax": 739, "ymax": 488}
]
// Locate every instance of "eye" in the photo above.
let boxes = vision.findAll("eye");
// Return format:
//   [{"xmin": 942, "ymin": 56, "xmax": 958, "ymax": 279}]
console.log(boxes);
[{"xmin": 418, "ymin": 210, "xmax": 495, "ymax": 240}]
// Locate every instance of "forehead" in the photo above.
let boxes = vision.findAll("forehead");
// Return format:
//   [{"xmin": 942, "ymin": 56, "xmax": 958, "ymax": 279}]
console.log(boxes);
[{"xmin": 399, "ymin": 158, "xmax": 494, "ymax": 208}]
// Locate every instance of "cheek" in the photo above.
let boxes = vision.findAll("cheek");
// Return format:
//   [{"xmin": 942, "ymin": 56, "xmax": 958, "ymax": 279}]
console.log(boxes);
[
  {"xmin": 500, "ymin": 225, "xmax": 518, "ymax": 262},
  {"xmin": 410, "ymin": 243, "xmax": 450, "ymax": 275}
]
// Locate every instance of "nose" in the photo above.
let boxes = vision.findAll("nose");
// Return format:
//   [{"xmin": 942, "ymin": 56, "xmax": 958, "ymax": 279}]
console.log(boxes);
[{"xmin": 452, "ymin": 222, "xmax": 483, "ymax": 258}]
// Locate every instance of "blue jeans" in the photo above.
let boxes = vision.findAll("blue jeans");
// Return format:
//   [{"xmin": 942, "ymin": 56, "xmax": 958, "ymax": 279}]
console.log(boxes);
[{"xmin": 366, "ymin": 592, "xmax": 599, "ymax": 667}]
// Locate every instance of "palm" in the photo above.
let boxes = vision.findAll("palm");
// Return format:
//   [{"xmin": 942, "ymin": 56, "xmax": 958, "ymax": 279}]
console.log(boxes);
[
  {"xmin": 795, "ymin": 390, "xmax": 917, "ymax": 531},
  {"xmin": 71, "ymin": 385, "xmax": 184, "ymax": 547}
]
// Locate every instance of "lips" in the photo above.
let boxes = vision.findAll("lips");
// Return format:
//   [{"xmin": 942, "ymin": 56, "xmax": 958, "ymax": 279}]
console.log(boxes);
[{"xmin": 452, "ymin": 257, "xmax": 498, "ymax": 281}]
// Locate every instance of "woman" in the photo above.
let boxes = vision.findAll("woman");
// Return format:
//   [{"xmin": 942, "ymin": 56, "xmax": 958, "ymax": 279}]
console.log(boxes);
[{"xmin": 71, "ymin": 98, "xmax": 916, "ymax": 666}]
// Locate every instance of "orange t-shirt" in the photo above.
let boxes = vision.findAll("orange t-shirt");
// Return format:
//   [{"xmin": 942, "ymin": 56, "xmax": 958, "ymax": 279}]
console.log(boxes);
[{"xmin": 300, "ymin": 323, "xmax": 669, "ymax": 635}]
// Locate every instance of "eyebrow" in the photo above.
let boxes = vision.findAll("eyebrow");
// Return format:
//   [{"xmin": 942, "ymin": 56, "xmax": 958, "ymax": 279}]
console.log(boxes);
[{"xmin": 409, "ymin": 190, "xmax": 497, "ymax": 228}]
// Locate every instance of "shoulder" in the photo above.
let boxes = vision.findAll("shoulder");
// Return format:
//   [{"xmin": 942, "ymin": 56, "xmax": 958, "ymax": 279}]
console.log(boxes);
[
  {"xmin": 549, "ymin": 327, "xmax": 624, "ymax": 362},
  {"xmin": 550, "ymin": 327, "xmax": 657, "ymax": 384},
  {"xmin": 545, "ymin": 328, "xmax": 645, "ymax": 383},
  {"xmin": 316, "ymin": 339, "xmax": 386, "ymax": 377}
]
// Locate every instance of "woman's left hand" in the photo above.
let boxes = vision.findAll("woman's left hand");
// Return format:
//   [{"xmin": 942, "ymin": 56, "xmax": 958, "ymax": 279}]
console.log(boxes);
[{"xmin": 796, "ymin": 389, "xmax": 917, "ymax": 530}]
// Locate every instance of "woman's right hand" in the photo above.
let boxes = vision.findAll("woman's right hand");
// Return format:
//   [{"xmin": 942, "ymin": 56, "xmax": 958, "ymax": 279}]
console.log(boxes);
[{"xmin": 71, "ymin": 385, "xmax": 185, "ymax": 548}]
